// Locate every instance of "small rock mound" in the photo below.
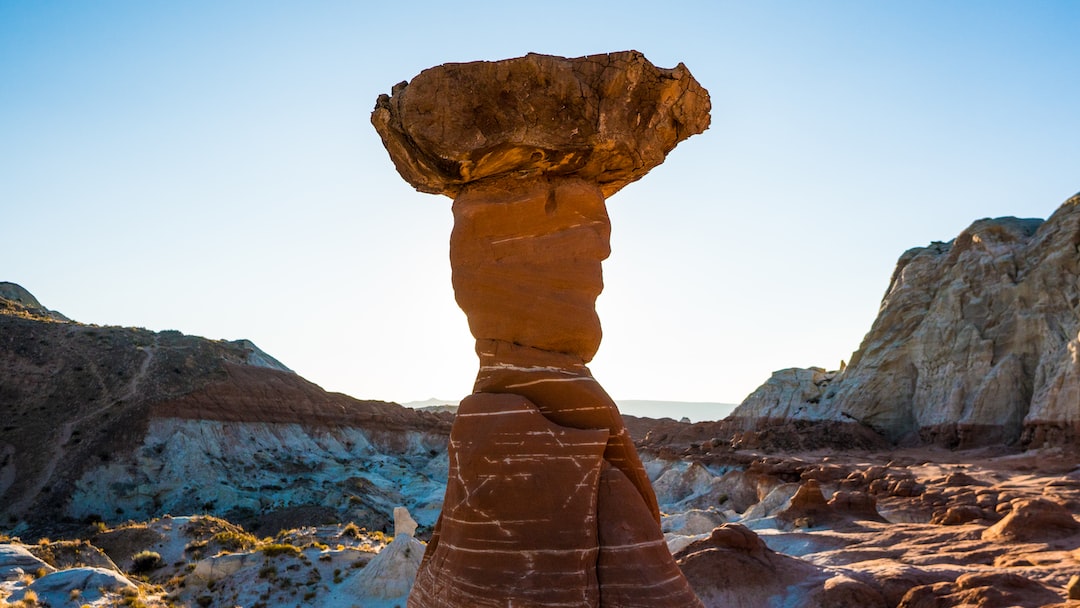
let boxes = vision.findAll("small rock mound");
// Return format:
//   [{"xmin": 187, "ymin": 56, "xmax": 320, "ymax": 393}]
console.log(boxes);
[
  {"xmin": 676, "ymin": 524, "xmax": 818, "ymax": 605},
  {"xmin": 777, "ymin": 481, "xmax": 886, "ymax": 529},
  {"xmin": 898, "ymin": 571, "xmax": 1061, "ymax": 608},
  {"xmin": 982, "ymin": 498, "xmax": 1080, "ymax": 542},
  {"xmin": 7, "ymin": 566, "xmax": 137, "ymax": 606},
  {"xmin": 0, "ymin": 544, "xmax": 55, "ymax": 579},
  {"xmin": 339, "ymin": 507, "xmax": 424, "ymax": 603}
]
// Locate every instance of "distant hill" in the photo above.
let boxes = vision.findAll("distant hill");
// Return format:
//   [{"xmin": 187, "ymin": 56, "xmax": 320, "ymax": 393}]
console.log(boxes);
[
  {"xmin": 615, "ymin": 400, "xmax": 737, "ymax": 423},
  {"xmin": 403, "ymin": 398, "xmax": 736, "ymax": 423}
]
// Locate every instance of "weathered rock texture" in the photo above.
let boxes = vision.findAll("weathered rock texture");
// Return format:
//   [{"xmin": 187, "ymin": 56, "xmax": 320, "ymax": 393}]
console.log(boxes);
[
  {"xmin": 372, "ymin": 51, "xmax": 709, "ymax": 199},
  {"xmin": 373, "ymin": 51, "xmax": 710, "ymax": 607},
  {"xmin": 731, "ymin": 193, "xmax": 1080, "ymax": 448}
]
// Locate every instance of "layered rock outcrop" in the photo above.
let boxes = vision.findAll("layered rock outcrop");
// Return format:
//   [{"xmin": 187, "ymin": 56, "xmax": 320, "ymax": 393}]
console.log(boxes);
[
  {"xmin": 0, "ymin": 284, "xmax": 451, "ymax": 536},
  {"xmin": 731, "ymin": 193, "xmax": 1080, "ymax": 448},
  {"xmin": 372, "ymin": 51, "xmax": 710, "ymax": 607}
]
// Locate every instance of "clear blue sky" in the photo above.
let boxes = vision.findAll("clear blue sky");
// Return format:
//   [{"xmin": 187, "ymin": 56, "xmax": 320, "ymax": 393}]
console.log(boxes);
[{"xmin": 3, "ymin": 1, "xmax": 1078, "ymax": 407}]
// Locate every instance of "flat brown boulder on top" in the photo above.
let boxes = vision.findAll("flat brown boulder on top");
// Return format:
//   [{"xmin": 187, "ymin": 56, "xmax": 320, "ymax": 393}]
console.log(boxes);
[{"xmin": 372, "ymin": 50, "xmax": 710, "ymax": 198}]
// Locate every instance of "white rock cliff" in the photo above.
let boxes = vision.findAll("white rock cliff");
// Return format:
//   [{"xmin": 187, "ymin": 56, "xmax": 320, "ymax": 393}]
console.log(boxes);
[{"xmin": 732, "ymin": 193, "xmax": 1080, "ymax": 448}]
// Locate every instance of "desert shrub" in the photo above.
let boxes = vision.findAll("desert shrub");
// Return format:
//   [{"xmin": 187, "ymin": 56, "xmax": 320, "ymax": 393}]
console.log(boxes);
[
  {"xmin": 130, "ymin": 550, "xmax": 163, "ymax": 573},
  {"xmin": 119, "ymin": 587, "xmax": 148, "ymax": 608},
  {"xmin": 14, "ymin": 589, "xmax": 39, "ymax": 607},
  {"xmin": 210, "ymin": 529, "xmax": 258, "ymax": 552},
  {"xmin": 260, "ymin": 543, "xmax": 302, "ymax": 558},
  {"xmin": 341, "ymin": 522, "xmax": 361, "ymax": 539}
]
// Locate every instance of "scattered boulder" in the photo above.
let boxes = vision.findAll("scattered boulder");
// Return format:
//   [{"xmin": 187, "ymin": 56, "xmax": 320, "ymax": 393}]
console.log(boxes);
[
  {"xmin": 663, "ymin": 509, "xmax": 727, "ymax": 536},
  {"xmin": 777, "ymin": 482, "xmax": 886, "ymax": 529},
  {"xmin": 675, "ymin": 524, "xmax": 887, "ymax": 608},
  {"xmin": 931, "ymin": 505, "xmax": 994, "ymax": 526},
  {"xmin": 827, "ymin": 490, "xmax": 887, "ymax": 523},
  {"xmin": 982, "ymin": 498, "xmax": 1080, "ymax": 542},
  {"xmin": 898, "ymin": 571, "xmax": 1062, "ymax": 608}
]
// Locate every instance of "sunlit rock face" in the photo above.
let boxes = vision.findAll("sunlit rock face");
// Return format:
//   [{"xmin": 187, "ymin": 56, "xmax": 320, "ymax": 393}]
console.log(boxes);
[
  {"xmin": 451, "ymin": 176, "xmax": 610, "ymax": 360},
  {"xmin": 372, "ymin": 50, "xmax": 710, "ymax": 199},
  {"xmin": 372, "ymin": 51, "xmax": 710, "ymax": 607},
  {"xmin": 731, "ymin": 192, "xmax": 1080, "ymax": 449}
]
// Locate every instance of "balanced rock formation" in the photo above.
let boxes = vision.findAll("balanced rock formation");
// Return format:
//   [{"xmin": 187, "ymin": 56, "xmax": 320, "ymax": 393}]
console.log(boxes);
[
  {"xmin": 372, "ymin": 51, "xmax": 710, "ymax": 607},
  {"xmin": 731, "ymin": 193, "xmax": 1080, "ymax": 448}
]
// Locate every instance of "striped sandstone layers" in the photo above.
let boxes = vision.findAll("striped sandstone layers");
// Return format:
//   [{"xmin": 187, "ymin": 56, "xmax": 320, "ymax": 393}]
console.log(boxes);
[{"xmin": 372, "ymin": 52, "xmax": 710, "ymax": 607}]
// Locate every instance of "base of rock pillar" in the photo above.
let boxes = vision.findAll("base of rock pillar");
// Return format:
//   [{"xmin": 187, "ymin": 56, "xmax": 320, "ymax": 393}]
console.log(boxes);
[
  {"xmin": 596, "ymin": 463, "xmax": 704, "ymax": 607},
  {"xmin": 408, "ymin": 392, "xmax": 702, "ymax": 608},
  {"xmin": 408, "ymin": 393, "xmax": 608, "ymax": 607}
]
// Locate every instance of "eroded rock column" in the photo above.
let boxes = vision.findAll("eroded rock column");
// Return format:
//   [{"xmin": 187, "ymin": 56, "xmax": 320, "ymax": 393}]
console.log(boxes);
[{"xmin": 372, "ymin": 50, "xmax": 710, "ymax": 608}]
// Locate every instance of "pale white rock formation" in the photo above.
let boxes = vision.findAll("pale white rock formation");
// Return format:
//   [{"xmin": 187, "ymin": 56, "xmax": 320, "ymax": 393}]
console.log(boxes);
[
  {"xmin": 731, "ymin": 367, "xmax": 839, "ymax": 422},
  {"xmin": 69, "ymin": 419, "xmax": 447, "ymax": 530},
  {"xmin": 394, "ymin": 505, "xmax": 418, "ymax": 537},
  {"xmin": 662, "ymin": 508, "xmax": 727, "ymax": 536},
  {"xmin": 337, "ymin": 507, "xmax": 425, "ymax": 605},
  {"xmin": 189, "ymin": 552, "xmax": 260, "ymax": 585},
  {"xmin": 7, "ymin": 567, "xmax": 136, "ymax": 605},
  {"xmin": 731, "ymin": 193, "xmax": 1080, "ymax": 448},
  {"xmin": 0, "ymin": 544, "xmax": 54, "ymax": 580}
]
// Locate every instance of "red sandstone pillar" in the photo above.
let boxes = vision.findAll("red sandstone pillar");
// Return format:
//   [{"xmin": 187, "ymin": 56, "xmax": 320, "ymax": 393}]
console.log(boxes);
[{"xmin": 372, "ymin": 50, "xmax": 710, "ymax": 608}]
